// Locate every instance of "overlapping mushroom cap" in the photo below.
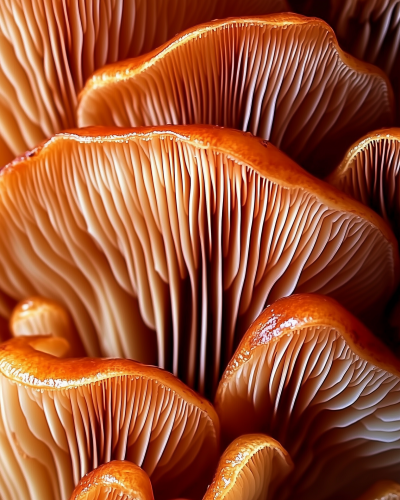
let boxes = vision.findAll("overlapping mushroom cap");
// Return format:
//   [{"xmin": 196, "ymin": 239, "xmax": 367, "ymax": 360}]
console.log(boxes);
[
  {"xmin": 0, "ymin": 337, "xmax": 219, "ymax": 500},
  {"xmin": 215, "ymin": 293, "xmax": 400, "ymax": 499},
  {"xmin": 70, "ymin": 461, "xmax": 154, "ymax": 500},
  {"xmin": 78, "ymin": 13, "xmax": 394, "ymax": 176},
  {"xmin": 0, "ymin": 0, "xmax": 288, "ymax": 167},
  {"xmin": 203, "ymin": 434, "xmax": 293, "ymax": 500},
  {"xmin": 0, "ymin": 125, "xmax": 398, "ymax": 395},
  {"xmin": 328, "ymin": 128, "xmax": 400, "ymax": 241}
]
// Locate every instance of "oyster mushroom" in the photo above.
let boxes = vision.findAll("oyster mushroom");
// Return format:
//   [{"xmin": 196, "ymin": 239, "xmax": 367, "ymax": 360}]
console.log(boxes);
[
  {"xmin": 215, "ymin": 293, "xmax": 400, "ymax": 499},
  {"xmin": 327, "ymin": 128, "xmax": 400, "ymax": 241},
  {"xmin": 0, "ymin": 337, "xmax": 219, "ymax": 500},
  {"xmin": 0, "ymin": 0, "xmax": 288, "ymax": 167},
  {"xmin": 357, "ymin": 480, "xmax": 400, "ymax": 500},
  {"xmin": 77, "ymin": 14, "xmax": 394, "ymax": 177},
  {"xmin": 203, "ymin": 434, "xmax": 293, "ymax": 500},
  {"xmin": 70, "ymin": 461, "xmax": 154, "ymax": 500},
  {"xmin": 0, "ymin": 125, "xmax": 398, "ymax": 395}
]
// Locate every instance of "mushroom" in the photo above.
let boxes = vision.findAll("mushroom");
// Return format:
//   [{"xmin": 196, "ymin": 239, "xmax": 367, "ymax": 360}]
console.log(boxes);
[
  {"xmin": 70, "ymin": 461, "xmax": 154, "ymax": 500},
  {"xmin": 77, "ymin": 13, "xmax": 394, "ymax": 177},
  {"xmin": 327, "ymin": 128, "xmax": 400, "ymax": 241},
  {"xmin": 357, "ymin": 480, "xmax": 400, "ymax": 500},
  {"xmin": 215, "ymin": 293, "xmax": 400, "ymax": 499},
  {"xmin": 0, "ymin": 125, "xmax": 397, "ymax": 395},
  {"xmin": 0, "ymin": 0, "xmax": 288, "ymax": 167},
  {"xmin": 203, "ymin": 434, "xmax": 293, "ymax": 500},
  {"xmin": 10, "ymin": 296, "xmax": 85, "ymax": 355},
  {"xmin": 0, "ymin": 336, "xmax": 220, "ymax": 500}
]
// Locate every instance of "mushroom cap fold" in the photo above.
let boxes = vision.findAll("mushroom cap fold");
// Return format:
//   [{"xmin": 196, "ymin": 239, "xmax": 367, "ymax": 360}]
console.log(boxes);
[
  {"xmin": 357, "ymin": 480, "xmax": 400, "ymax": 500},
  {"xmin": 0, "ymin": 124, "xmax": 397, "ymax": 396},
  {"xmin": 0, "ymin": 0, "xmax": 288, "ymax": 166},
  {"xmin": 203, "ymin": 433, "xmax": 293, "ymax": 500},
  {"xmin": 78, "ymin": 13, "xmax": 394, "ymax": 177},
  {"xmin": 0, "ymin": 337, "xmax": 220, "ymax": 500},
  {"xmin": 327, "ymin": 128, "xmax": 400, "ymax": 241},
  {"xmin": 215, "ymin": 293, "xmax": 400, "ymax": 500},
  {"xmin": 70, "ymin": 460, "xmax": 154, "ymax": 500}
]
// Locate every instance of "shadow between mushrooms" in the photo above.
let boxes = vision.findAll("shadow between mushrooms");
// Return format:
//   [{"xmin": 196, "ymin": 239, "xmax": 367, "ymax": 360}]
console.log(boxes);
[
  {"xmin": 215, "ymin": 293, "xmax": 400, "ymax": 499},
  {"xmin": 0, "ymin": 125, "xmax": 398, "ymax": 396},
  {"xmin": 0, "ymin": 337, "xmax": 219, "ymax": 500},
  {"xmin": 78, "ymin": 13, "xmax": 394, "ymax": 177},
  {"xmin": 0, "ymin": 0, "xmax": 288, "ymax": 167}
]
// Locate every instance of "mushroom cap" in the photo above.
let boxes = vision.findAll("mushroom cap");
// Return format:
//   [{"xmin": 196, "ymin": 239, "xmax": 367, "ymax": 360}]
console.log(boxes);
[
  {"xmin": 10, "ymin": 296, "xmax": 85, "ymax": 355},
  {"xmin": 78, "ymin": 13, "xmax": 394, "ymax": 177},
  {"xmin": 0, "ymin": 337, "xmax": 220, "ymax": 500},
  {"xmin": 0, "ymin": 124, "xmax": 398, "ymax": 395},
  {"xmin": 215, "ymin": 293, "xmax": 400, "ymax": 499},
  {"xmin": 357, "ymin": 480, "xmax": 400, "ymax": 500},
  {"xmin": 0, "ymin": 0, "xmax": 288, "ymax": 166},
  {"xmin": 70, "ymin": 460, "xmax": 154, "ymax": 500},
  {"xmin": 327, "ymin": 128, "xmax": 400, "ymax": 241},
  {"xmin": 203, "ymin": 433, "xmax": 293, "ymax": 500}
]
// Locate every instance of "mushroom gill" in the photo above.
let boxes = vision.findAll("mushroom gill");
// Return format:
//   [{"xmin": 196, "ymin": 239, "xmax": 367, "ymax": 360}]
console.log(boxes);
[
  {"xmin": 0, "ymin": 0, "xmax": 288, "ymax": 167},
  {"xmin": 77, "ymin": 14, "xmax": 394, "ymax": 177},
  {"xmin": 0, "ymin": 337, "xmax": 219, "ymax": 500},
  {"xmin": 357, "ymin": 480, "xmax": 400, "ymax": 500},
  {"xmin": 203, "ymin": 434, "xmax": 293, "ymax": 500},
  {"xmin": 327, "ymin": 128, "xmax": 400, "ymax": 241},
  {"xmin": 0, "ymin": 125, "xmax": 398, "ymax": 396},
  {"xmin": 70, "ymin": 461, "xmax": 154, "ymax": 500},
  {"xmin": 215, "ymin": 293, "xmax": 400, "ymax": 500}
]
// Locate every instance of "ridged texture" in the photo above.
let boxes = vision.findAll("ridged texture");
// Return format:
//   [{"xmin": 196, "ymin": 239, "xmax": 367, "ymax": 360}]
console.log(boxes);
[
  {"xmin": 0, "ymin": 126, "xmax": 397, "ymax": 396},
  {"xmin": 0, "ymin": 0, "xmax": 288, "ymax": 166},
  {"xmin": 78, "ymin": 14, "xmax": 394, "ymax": 177},
  {"xmin": 328, "ymin": 128, "xmax": 400, "ymax": 240},
  {"xmin": 70, "ymin": 461, "xmax": 154, "ymax": 500},
  {"xmin": 203, "ymin": 434, "xmax": 293, "ymax": 500},
  {"xmin": 0, "ymin": 338, "xmax": 219, "ymax": 500},
  {"xmin": 357, "ymin": 480, "xmax": 400, "ymax": 500},
  {"xmin": 215, "ymin": 294, "xmax": 400, "ymax": 500}
]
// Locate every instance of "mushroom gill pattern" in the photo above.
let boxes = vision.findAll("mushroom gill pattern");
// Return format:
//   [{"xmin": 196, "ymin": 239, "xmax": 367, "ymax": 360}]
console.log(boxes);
[
  {"xmin": 328, "ymin": 128, "xmax": 400, "ymax": 241},
  {"xmin": 78, "ymin": 14, "xmax": 394, "ymax": 177},
  {"xmin": 0, "ymin": 126, "xmax": 397, "ymax": 396},
  {"xmin": 215, "ymin": 294, "xmax": 400, "ymax": 500},
  {"xmin": 70, "ymin": 461, "xmax": 154, "ymax": 500},
  {"xmin": 203, "ymin": 434, "xmax": 293, "ymax": 500},
  {"xmin": 0, "ymin": 338, "xmax": 219, "ymax": 500},
  {"xmin": 0, "ymin": 0, "xmax": 288, "ymax": 166}
]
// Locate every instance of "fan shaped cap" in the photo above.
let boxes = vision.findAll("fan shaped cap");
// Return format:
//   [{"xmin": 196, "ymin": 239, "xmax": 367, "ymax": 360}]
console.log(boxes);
[
  {"xmin": 203, "ymin": 433, "xmax": 293, "ymax": 500},
  {"xmin": 0, "ymin": 0, "xmax": 288, "ymax": 167},
  {"xmin": 215, "ymin": 293, "xmax": 400, "ymax": 499},
  {"xmin": 0, "ymin": 337, "xmax": 219, "ymax": 500},
  {"xmin": 327, "ymin": 128, "xmax": 400, "ymax": 241},
  {"xmin": 0, "ymin": 125, "xmax": 397, "ymax": 395},
  {"xmin": 10, "ymin": 296, "xmax": 84, "ymax": 355},
  {"xmin": 357, "ymin": 480, "xmax": 400, "ymax": 500},
  {"xmin": 70, "ymin": 460, "xmax": 154, "ymax": 500},
  {"xmin": 78, "ymin": 13, "xmax": 394, "ymax": 177}
]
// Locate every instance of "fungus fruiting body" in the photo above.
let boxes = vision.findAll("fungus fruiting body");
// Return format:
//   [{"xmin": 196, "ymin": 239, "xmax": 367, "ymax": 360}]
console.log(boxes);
[
  {"xmin": 78, "ymin": 14, "xmax": 394, "ymax": 177},
  {"xmin": 215, "ymin": 294, "xmax": 400, "ymax": 499},
  {"xmin": 0, "ymin": 125, "xmax": 397, "ymax": 395}
]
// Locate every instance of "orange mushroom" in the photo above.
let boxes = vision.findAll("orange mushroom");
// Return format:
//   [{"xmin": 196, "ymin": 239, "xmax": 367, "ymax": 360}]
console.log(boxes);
[
  {"xmin": 78, "ymin": 14, "xmax": 394, "ymax": 177},
  {"xmin": 0, "ymin": 337, "xmax": 219, "ymax": 500},
  {"xmin": 357, "ymin": 480, "xmax": 400, "ymax": 500},
  {"xmin": 0, "ymin": 0, "xmax": 288, "ymax": 167},
  {"xmin": 0, "ymin": 125, "xmax": 397, "ymax": 395},
  {"xmin": 215, "ymin": 294, "xmax": 400, "ymax": 499}
]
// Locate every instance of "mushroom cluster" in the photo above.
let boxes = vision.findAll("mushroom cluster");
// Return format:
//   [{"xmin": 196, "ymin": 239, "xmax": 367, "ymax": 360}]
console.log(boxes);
[{"xmin": 0, "ymin": 1, "xmax": 400, "ymax": 500}]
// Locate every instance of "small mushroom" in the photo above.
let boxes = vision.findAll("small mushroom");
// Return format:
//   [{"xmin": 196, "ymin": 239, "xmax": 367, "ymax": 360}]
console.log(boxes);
[
  {"xmin": 203, "ymin": 434, "xmax": 293, "ymax": 500},
  {"xmin": 0, "ymin": 125, "xmax": 397, "ymax": 395},
  {"xmin": 215, "ymin": 293, "xmax": 400, "ymax": 499},
  {"xmin": 0, "ymin": 337, "xmax": 219, "ymax": 500},
  {"xmin": 78, "ymin": 14, "xmax": 394, "ymax": 177},
  {"xmin": 70, "ymin": 461, "xmax": 154, "ymax": 500},
  {"xmin": 327, "ymin": 128, "xmax": 400, "ymax": 241},
  {"xmin": 357, "ymin": 480, "xmax": 400, "ymax": 500},
  {"xmin": 0, "ymin": 0, "xmax": 288, "ymax": 166}
]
